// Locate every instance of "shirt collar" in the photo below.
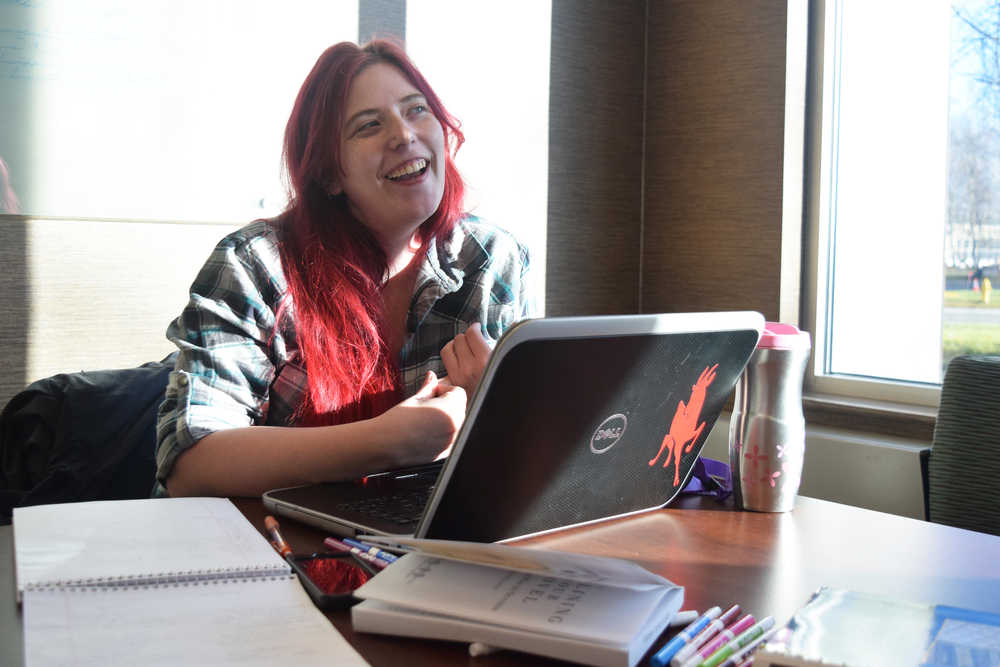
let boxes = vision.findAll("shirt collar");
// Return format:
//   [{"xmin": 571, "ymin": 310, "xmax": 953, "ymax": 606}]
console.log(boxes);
[{"xmin": 408, "ymin": 218, "xmax": 490, "ymax": 329}]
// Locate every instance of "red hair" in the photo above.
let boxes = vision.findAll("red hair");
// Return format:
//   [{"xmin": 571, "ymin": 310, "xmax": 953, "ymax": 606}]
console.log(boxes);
[{"xmin": 277, "ymin": 40, "xmax": 465, "ymax": 424}]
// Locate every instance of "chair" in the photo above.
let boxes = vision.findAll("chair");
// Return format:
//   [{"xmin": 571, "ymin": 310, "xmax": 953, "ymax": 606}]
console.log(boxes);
[
  {"xmin": 0, "ymin": 355, "xmax": 175, "ymax": 524},
  {"xmin": 923, "ymin": 354, "xmax": 1000, "ymax": 536}
]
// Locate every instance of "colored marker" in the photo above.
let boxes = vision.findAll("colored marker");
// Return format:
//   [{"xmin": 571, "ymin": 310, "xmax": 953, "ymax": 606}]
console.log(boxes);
[
  {"xmin": 342, "ymin": 537, "xmax": 399, "ymax": 563},
  {"xmin": 324, "ymin": 537, "xmax": 390, "ymax": 569},
  {"xmin": 651, "ymin": 606, "xmax": 722, "ymax": 667},
  {"xmin": 698, "ymin": 616, "xmax": 775, "ymax": 667},
  {"xmin": 670, "ymin": 604, "xmax": 741, "ymax": 667},
  {"xmin": 264, "ymin": 515, "xmax": 293, "ymax": 558},
  {"xmin": 718, "ymin": 628, "xmax": 777, "ymax": 667},
  {"xmin": 669, "ymin": 610, "xmax": 700, "ymax": 627},
  {"xmin": 468, "ymin": 642, "xmax": 500, "ymax": 657},
  {"xmin": 680, "ymin": 614, "xmax": 756, "ymax": 667}
]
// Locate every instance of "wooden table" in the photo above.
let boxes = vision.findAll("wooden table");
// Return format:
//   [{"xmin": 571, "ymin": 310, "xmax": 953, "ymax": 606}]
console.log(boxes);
[
  {"xmin": 236, "ymin": 494, "xmax": 1000, "ymax": 666},
  {"xmin": 5, "ymin": 494, "xmax": 1000, "ymax": 665}
]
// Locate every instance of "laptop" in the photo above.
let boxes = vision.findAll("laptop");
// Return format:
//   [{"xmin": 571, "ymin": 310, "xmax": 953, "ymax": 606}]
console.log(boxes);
[{"xmin": 263, "ymin": 311, "xmax": 764, "ymax": 543}]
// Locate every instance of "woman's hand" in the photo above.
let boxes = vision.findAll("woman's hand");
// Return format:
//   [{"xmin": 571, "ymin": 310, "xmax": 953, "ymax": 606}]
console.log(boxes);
[
  {"xmin": 378, "ymin": 370, "xmax": 467, "ymax": 465},
  {"xmin": 167, "ymin": 371, "xmax": 465, "ymax": 497},
  {"xmin": 440, "ymin": 322, "xmax": 493, "ymax": 398}
]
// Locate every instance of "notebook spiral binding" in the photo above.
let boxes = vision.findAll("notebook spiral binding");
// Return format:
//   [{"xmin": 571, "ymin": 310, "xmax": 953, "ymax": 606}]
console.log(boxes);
[{"xmin": 23, "ymin": 565, "xmax": 293, "ymax": 592}]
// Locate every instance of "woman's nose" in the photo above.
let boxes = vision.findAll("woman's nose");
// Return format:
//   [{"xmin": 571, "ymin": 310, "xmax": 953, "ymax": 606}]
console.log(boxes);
[{"xmin": 388, "ymin": 116, "xmax": 416, "ymax": 149}]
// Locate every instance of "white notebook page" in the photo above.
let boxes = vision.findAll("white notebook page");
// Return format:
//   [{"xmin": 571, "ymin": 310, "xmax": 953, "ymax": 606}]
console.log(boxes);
[
  {"xmin": 23, "ymin": 575, "xmax": 368, "ymax": 666},
  {"xmin": 13, "ymin": 497, "xmax": 285, "ymax": 591}
]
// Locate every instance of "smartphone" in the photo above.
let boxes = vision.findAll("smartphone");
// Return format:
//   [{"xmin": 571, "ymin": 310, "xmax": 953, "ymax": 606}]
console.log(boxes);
[{"xmin": 288, "ymin": 552, "xmax": 377, "ymax": 609}]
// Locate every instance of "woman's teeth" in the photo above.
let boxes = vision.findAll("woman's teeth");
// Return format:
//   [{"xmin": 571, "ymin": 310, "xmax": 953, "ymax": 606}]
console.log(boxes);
[{"xmin": 386, "ymin": 159, "xmax": 428, "ymax": 181}]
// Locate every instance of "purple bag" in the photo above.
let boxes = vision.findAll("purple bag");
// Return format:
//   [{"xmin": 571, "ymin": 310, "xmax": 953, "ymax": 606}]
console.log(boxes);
[{"xmin": 680, "ymin": 457, "xmax": 732, "ymax": 500}]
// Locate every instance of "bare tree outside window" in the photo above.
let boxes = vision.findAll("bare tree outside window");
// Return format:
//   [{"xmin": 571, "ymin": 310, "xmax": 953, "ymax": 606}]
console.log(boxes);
[
  {"xmin": 944, "ymin": 0, "xmax": 1000, "ymax": 367},
  {"xmin": 954, "ymin": 1, "xmax": 1000, "ymax": 121}
]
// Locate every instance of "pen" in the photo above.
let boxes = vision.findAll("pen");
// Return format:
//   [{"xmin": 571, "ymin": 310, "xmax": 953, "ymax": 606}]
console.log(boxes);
[
  {"xmin": 346, "ymin": 551, "xmax": 380, "ymax": 577},
  {"xmin": 698, "ymin": 616, "xmax": 775, "ymax": 667},
  {"xmin": 469, "ymin": 642, "xmax": 500, "ymax": 657},
  {"xmin": 324, "ymin": 537, "xmax": 390, "ymax": 570},
  {"xmin": 669, "ymin": 610, "xmax": 700, "ymax": 627},
  {"xmin": 355, "ymin": 536, "xmax": 411, "ymax": 555},
  {"xmin": 264, "ymin": 515, "xmax": 293, "ymax": 558},
  {"xmin": 717, "ymin": 627, "xmax": 777, "ymax": 667},
  {"xmin": 680, "ymin": 614, "xmax": 756, "ymax": 667},
  {"xmin": 651, "ymin": 606, "xmax": 722, "ymax": 667},
  {"xmin": 342, "ymin": 537, "xmax": 399, "ymax": 563},
  {"xmin": 670, "ymin": 604, "xmax": 741, "ymax": 667}
]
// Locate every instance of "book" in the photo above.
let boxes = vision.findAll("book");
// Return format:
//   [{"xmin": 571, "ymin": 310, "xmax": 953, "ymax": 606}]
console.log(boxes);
[
  {"xmin": 13, "ymin": 497, "xmax": 367, "ymax": 666},
  {"xmin": 754, "ymin": 586, "xmax": 1000, "ymax": 667},
  {"xmin": 349, "ymin": 536, "xmax": 684, "ymax": 667}
]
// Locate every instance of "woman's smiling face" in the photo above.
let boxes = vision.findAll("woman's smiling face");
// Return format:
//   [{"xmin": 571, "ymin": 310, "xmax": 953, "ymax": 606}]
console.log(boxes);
[{"xmin": 333, "ymin": 62, "xmax": 447, "ymax": 249}]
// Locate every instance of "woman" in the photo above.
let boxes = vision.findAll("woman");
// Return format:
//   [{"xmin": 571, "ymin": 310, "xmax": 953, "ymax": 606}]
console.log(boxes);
[{"xmin": 155, "ymin": 40, "xmax": 534, "ymax": 497}]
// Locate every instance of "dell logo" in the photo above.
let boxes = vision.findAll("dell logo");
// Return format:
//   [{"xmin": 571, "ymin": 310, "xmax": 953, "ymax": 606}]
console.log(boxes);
[{"xmin": 590, "ymin": 414, "xmax": 627, "ymax": 454}]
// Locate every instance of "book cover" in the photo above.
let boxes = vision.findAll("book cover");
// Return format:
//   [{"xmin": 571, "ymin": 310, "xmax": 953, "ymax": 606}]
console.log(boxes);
[
  {"xmin": 755, "ymin": 586, "xmax": 1000, "ymax": 667},
  {"xmin": 350, "ymin": 538, "xmax": 683, "ymax": 667},
  {"xmin": 358, "ymin": 535, "xmax": 675, "ymax": 590}
]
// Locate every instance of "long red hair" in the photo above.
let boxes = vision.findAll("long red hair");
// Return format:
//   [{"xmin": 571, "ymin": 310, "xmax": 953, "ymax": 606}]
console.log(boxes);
[{"xmin": 278, "ymin": 40, "xmax": 465, "ymax": 424}]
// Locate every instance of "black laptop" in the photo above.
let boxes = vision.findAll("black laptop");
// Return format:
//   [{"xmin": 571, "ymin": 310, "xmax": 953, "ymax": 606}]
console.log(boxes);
[{"xmin": 263, "ymin": 311, "xmax": 764, "ymax": 542}]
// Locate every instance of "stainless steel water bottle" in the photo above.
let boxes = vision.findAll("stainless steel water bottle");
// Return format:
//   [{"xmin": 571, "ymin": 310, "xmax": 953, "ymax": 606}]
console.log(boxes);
[{"xmin": 728, "ymin": 323, "xmax": 811, "ymax": 512}]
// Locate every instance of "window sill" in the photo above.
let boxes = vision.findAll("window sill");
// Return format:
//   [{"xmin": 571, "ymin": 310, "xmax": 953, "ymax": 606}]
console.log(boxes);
[{"xmin": 802, "ymin": 393, "xmax": 937, "ymax": 443}]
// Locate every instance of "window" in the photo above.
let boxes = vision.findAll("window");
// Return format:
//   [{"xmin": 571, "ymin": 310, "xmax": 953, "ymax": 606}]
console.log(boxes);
[
  {"xmin": 0, "ymin": 0, "xmax": 551, "ymax": 399},
  {"xmin": 0, "ymin": 1, "xmax": 358, "ymax": 223},
  {"xmin": 407, "ymin": 1, "xmax": 551, "ymax": 312},
  {"xmin": 807, "ymin": 0, "xmax": 1000, "ymax": 407},
  {"xmin": 0, "ymin": 0, "xmax": 551, "ymax": 299}
]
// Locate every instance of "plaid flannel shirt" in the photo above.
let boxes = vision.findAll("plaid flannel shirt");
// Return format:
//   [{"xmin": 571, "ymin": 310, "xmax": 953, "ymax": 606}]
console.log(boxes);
[{"xmin": 154, "ymin": 215, "xmax": 534, "ymax": 495}]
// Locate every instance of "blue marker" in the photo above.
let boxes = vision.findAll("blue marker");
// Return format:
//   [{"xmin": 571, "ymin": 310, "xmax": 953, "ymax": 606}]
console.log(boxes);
[
  {"xmin": 651, "ymin": 606, "xmax": 722, "ymax": 667},
  {"xmin": 343, "ymin": 537, "xmax": 399, "ymax": 563}
]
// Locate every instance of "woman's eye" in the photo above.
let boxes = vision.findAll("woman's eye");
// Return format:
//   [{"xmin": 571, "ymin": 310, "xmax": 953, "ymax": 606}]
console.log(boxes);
[
  {"xmin": 355, "ymin": 120, "xmax": 380, "ymax": 135},
  {"xmin": 409, "ymin": 104, "xmax": 428, "ymax": 116}
]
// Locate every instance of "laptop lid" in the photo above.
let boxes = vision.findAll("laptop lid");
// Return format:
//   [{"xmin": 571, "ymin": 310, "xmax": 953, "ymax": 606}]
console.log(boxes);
[{"xmin": 262, "ymin": 311, "xmax": 764, "ymax": 542}]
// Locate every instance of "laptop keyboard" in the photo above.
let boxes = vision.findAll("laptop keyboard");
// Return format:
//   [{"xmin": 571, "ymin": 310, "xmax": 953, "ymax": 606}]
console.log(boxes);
[{"xmin": 335, "ymin": 486, "xmax": 434, "ymax": 526}]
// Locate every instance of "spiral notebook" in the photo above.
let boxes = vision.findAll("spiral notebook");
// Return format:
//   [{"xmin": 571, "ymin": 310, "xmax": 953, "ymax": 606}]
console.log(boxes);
[{"xmin": 12, "ymin": 497, "xmax": 367, "ymax": 666}]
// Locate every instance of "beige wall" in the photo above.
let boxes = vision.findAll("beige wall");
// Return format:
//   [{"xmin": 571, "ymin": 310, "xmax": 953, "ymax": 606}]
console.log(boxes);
[
  {"xmin": 0, "ymin": 219, "xmax": 238, "ymax": 408},
  {"xmin": 545, "ymin": 1, "xmax": 645, "ymax": 316},
  {"xmin": 547, "ymin": 0, "xmax": 807, "ymax": 321},
  {"xmin": 644, "ymin": 1, "xmax": 806, "ymax": 321}
]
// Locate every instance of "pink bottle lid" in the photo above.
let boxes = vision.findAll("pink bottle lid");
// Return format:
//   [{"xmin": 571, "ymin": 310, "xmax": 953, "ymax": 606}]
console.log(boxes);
[{"xmin": 758, "ymin": 322, "xmax": 811, "ymax": 350}]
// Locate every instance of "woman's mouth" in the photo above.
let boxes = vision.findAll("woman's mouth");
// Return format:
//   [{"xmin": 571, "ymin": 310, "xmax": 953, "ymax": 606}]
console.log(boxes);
[{"xmin": 385, "ymin": 158, "xmax": 428, "ymax": 182}]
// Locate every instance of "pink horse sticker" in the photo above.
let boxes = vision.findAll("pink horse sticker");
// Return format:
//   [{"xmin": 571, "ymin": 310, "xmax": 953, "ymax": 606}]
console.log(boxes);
[{"xmin": 648, "ymin": 364, "xmax": 718, "ymax": 485}]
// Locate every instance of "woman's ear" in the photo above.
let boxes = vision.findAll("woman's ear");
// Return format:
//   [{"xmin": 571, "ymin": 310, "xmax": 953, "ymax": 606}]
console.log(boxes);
[{"xmin": 328, "ymin": 181, "xmax": 343, "ymax": 196}]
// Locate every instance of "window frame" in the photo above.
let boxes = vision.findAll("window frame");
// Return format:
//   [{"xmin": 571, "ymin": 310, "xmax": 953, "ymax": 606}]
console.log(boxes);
[{"xmin": 801, "ymin": 0, "xmax": 943, "ymax": 434}]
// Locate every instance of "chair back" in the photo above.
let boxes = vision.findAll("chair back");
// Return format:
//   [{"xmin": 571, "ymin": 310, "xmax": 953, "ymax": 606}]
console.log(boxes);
[{"xmin": 928, "ymin": 355, "xmax": 1000, "ymax": 536}]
